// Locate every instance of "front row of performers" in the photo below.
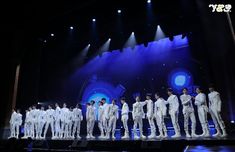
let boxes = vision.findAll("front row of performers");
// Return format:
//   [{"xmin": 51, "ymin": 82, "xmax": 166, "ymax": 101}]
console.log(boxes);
[{"xmin": 9, "ymin": 86, "xmax": 227, "ymax": 140}]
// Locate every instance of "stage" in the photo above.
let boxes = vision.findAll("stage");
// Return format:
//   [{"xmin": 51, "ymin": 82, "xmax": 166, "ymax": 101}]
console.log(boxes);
[{"xmin": 1, "ymin": 135, "xmax": 235, "ymax": 152}]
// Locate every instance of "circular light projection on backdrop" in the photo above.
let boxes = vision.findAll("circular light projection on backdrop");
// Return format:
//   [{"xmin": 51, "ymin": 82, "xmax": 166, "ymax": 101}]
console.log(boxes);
[{"xmin": 168, "ymin": 69, "xmax": 192, "ymax": 90}]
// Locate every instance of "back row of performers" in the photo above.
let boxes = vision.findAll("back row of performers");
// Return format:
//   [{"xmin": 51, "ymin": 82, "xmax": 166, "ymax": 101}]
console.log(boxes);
[{"xmin": 9, "ymin": 86, "xmax": 227, "ymax": 140}]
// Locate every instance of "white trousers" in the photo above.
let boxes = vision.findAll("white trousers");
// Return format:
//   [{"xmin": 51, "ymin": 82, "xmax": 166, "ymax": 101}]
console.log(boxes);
[
  {"xmin": 147, "ymin": 116, "xmax": 156, "ymax": 134},
  {"xmin": 170, "ymin": 111, "xmax": 180, "ymax": 134},
  {"xmin": 87, "ymin": 119, "xmax": 95, "ymax": 136},
  {"xmin": 44, "ymin": 121, "xmax": 54, "ymax": 138},
  {"xmin": 183, "ymin": 111, "xmax": 196, "ymax": 132},
  {"xmin": 121, "ymin": 115, "xmax": 129, "ymax": 134},
  {"xmin": 133, "ymin": 116, "xmax": 143, "ymax": 136},
  {"xmin": 108, "ymin": 116, "xmax": 117, "ymax": 135},
  {"xmin": 73, "ymin": 120, "xmax": 81, "ymax": 136},
  {"xmin": 209, "ymin": 108, "xmax": 225, "ymax": 130}
]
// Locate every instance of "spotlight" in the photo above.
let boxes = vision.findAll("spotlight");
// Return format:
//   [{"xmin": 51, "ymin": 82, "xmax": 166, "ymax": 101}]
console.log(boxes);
[
  {"xmin": 108, "ymin": 38, "xmax": 111, "ymax": 41},
  {"xmin": 50, "ymin": 33, "xmax": 54, "ymax": 37},
  {"xmin": 231, "ymin": 120, "xmax": 235, "ymax": 123},
  {"xmin": 131, "ymin": 32, "xmax": 134, "ymax": 35},
  {"xmin": 70, "ymin": 26, "xmax": 74, "ymax": 30},
  {"xmin": 117, "ymin": 10, "xmax": 121, "ymax": 14},
  {"xmin": 92, "ymin": 18, "xmax": 96, "ymax": 22},
  {"xmin": 147, "ymin": 0, "xmax": 151, "ymax": 3},
  {"xmin": 43, "ymin": 40, "xmax": 47, "ymax": 43},
  {"xmin": 88, "ymin": 44, "xmax": 91, "ymax": 47}
]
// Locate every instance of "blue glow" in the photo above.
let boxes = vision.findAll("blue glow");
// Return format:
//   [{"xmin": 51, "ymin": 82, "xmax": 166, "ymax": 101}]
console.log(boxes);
[
  {"xmin": 175, "ymin": 75, "xmax": 186, "ymax": 86},
  {"xmin": 169, "ymin": 69, "xmax": 192, "ymax": 90}
]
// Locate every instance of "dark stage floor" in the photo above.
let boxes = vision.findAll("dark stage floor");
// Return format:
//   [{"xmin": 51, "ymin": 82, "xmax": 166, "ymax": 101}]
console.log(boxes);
[{"xmin": 1, "ymin": 135, "xmax": 235, "ymax": 152}]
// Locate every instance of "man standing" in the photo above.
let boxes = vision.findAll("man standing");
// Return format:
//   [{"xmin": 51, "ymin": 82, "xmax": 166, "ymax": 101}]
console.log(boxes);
[
  {"xmin": 121, "ymin": 97, "xmax": 130, "ymax": 139},
  {"xmin": 180, "ymin": 88, "xmax": 198, "ymax": 138},
  {"xmin": 22, "ymin": 108, "xmax": 31, "ymax": 139},
  {"xmin": 9, "ymin": 109, "xmax": 17, "ymax": 138},
  {"xmin": 86, "ymin": 101, "xmax": 96, "ymax": 139},
  {"xmin": 60, "ymin": 103, "xmax": 69, "ymax": 139},
  {"xmin": 43, "ymin": 105, "xmax": 55, "ymax": 139},
  {"xmin": 54, "ymin": 103, "xmax": 61, "ymax": 139},
  {"xmin": 132, "ymin": 96, "xmax": 146, "ymax": 140},
  {"xmin": 165, "ymin": 88, "xmax": 181, "ymax": 138},
  {"xmin": 154, "ymin": 92, "xmax": 168, "ymax": 138},
  {"xmin": 194, "ymin": 87, "xmax": 210, "ymax": 137},
  {"xmin": 98, "ymin": 101, "xmax": 105, "ymax": 139},
  {"xmin": 72, "ymin": 104, "xmax": 83, "ymax": 139},
  {"xmin": 107, "ymin": 99, "xmax": 119, "ymax": 139},
  {"xmin": 31, "ymin": 105, "xmax": 39, "ymax": 139},
  {"xmin": 102, "ymin": 98, "xmax": 110, "ymax": 138},
  {"xmin": 208, "ymin": 85, "xmax": 227, "ymax": 137},
  {"xmin": 37, "ymin": 106, "xmax": 46, "ymax": 139},
  {"xmin": 145, "ymin": 94, "xmax": 156, "ymax": 139},
  {"xmin": 15, "ymin": 109, "xmax": 23, "ymax": 139}
]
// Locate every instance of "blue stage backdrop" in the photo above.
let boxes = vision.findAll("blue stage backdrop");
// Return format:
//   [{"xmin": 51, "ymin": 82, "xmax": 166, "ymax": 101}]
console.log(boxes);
[{"xmin": 67, "ymin": 35, "xmax": 203, "ymax": 115}]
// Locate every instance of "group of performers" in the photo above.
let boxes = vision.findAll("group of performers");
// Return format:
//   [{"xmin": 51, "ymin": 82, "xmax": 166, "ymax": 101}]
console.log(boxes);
[{"xmin": 9, "ymin": 85, "xmax": 227, "ymax": 140}]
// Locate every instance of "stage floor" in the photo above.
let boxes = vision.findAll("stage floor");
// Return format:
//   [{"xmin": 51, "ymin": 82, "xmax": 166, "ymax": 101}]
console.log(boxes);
[{"xmin": 1, "ymin": 135, "xmax": 235, "ymax": 152}]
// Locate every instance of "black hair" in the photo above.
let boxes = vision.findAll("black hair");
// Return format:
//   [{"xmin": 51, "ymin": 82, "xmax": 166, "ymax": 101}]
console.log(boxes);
[
  {"xmin": 182, "ymin": 87, "xmax": 188, "ymax": 91},
  {"xmin": 90, "ymin": 100, "xmax": 95, "ymax": 104},
  {"xmin": 209, "ymin": 83, "xmax": 215, "ymax": 89},
  {"xmin": 155, "ymin": 92, "xmax": 161, "ymax": 97},
  {"xmin": 86, "ymin": 102, "xmax": 91, "ymax": 106},
  {"xmin": 121, "ymin": 97, "xmax": 126, "ymax": 101},
  {"xmin": 101, "ymin": 98, "xmax": 106, "ymax": 101},
  {"xmin": 167, "ymin": 88, "xmax": 173, "ymax": 93}
]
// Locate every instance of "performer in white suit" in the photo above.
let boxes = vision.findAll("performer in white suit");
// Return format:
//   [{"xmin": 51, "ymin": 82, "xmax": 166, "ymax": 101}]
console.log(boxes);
[
  {"xmin": 60, "ymin": 103, "xmax": 69, "ymax": 139},
  {"xmin": 31, "ymin": 105, "xmax": 39, "ymax": 139},
  {"xmin": 154, "ymin": 92, "xmax": 168, "ymax": 138},
  {"xmin": 86, "ymin": 101, "xmax": 96, "ymax": 139},
  {"xmin": 43, "ymin": 105, "xmax": 55, "ymax": 139},
  {"xmin": 102, "ymin": 98, "xmax": 110, "ymax": 138},
  {"xmin": 121, "ymin": 97, "xmax": 130, "ymax": 139},
  {"xmin": 145, "ymin": 94, "xmax": 156, "ymax": 139},
  {"xmin": 64, "ymin": 107, "xmax": 73, "ymax": 139},
  {"xmin": 9, "ymin": 109, "xmax": 17, "ymax": 138},
  {"xmin": 37, "ymin": 106, "xmax": 46, "ymax": 139},
  {"xmin": 194, "ymin": 87, "xmax": 210, "ymax": 137},
  {"xmin": 15, "ymin": 109, "xmax": 23, "ymax": 139},
  {"xmin": 54, "ymin": 103, "xmax": 61, "ymax": 139},
  {"xmin": 107, "ymin": 99, "xmax": 119, "ymax": 139},
  {"xmin": 132, "ymin": 96, "xmax": 146, "ymax": 140},
  {"xmin": 22, "ymin": 108, "xmax": 31, "ymax": 139},
  {"xmin": 72, "ymin": 104, "xmax": 83, "ymax": 139},
  {"xmin": 165, "ymin": 88, "xmax": 181, "ymax": 138},
  {"xmin": 208, "ymin": 85, "xmax": 227, "ymax": 137},
  {"xmin": 98, "ymin": 101, "xmax": 105, "ymax": 139},
  {"xmin": 180, "ymin": 88, "xmax": 198, "ymax": 138}
]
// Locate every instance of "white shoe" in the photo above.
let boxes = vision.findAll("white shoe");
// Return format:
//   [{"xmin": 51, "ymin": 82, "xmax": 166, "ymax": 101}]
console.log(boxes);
[
  {"xmin": 112, "ymin": 136, "xmax": 115, "ymax": 139},
  {"xmin": 221, "ymin": 133, "xmax": 228, "ymax": 137},
  {"xmin": 191, "ymin": 133, "xmax": 199, "ymax": 138},
  {"xmin": 186, "ymin": 133, "xmax": 191, "ymax": 138},
  {"xmin": 140, "ymin": 135, "xmax": 146, "ymax": 139},
  {"xmin": 171, "ymin": 134, "xmax": 181, "ymax": 138},
  {"xmin": 203, "ymin": 133, "xmax": 210, "ymax": 137},
  {"xmin": 148, "ymin": 134, "xmax": 156, "ymax": 139},
  {"xmin": 86, "ymin": 135, "xmax": 90, "ymax": 139},
  {"xmin": 121, "ymin": 135, "xmax": 130, "ymax": 139},
  {"xmin": 134, "ymin": 135, "xmax": 140, "ymax": 140},
  {"xmin": 77, "ymin": 135, "xmax": 81, "ymax": 139},
  {"xmin": 213, "ymin": 132, "xmax": 221, "ymax": 137},
  {"xmin": 90, "ymin": 135, "xmax": 95, "ymax": 139}
]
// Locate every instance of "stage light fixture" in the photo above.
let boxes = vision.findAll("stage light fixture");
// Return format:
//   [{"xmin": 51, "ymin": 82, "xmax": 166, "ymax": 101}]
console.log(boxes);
[
  {"xmin": 50, "ymin": 33, "xmax": 54, "ymax": 37},
  {"xmin": 70, "ymin": 26, "xmax": 74, "ymax": 30},
  {"xmin": 117, "ymin": 10, "xmax": 121, "ymax": 14},
  {"xmin": 231, "ymin": 120, "xmax": 235, "ymax": 123},
  {"xmin": 147, "ymin": 0, "xmax": 151, "ymax": 3},
  {"xmin": 92, "ymin": 18, "xmax": 96, "ymax": 22}
]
